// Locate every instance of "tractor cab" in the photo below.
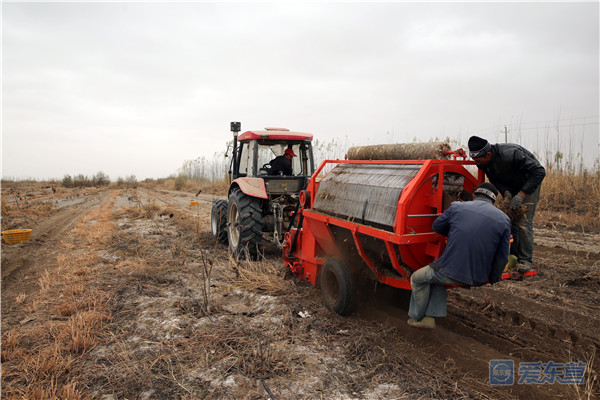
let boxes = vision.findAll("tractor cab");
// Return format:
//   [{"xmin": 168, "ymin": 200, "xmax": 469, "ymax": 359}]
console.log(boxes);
[
  {"xmin": 233, "ymin": 128, "xmax": 314, "ymax": 178},
  {"xmin": 233, "ymin": 128, "xmax": 315, "ymax": 200}
]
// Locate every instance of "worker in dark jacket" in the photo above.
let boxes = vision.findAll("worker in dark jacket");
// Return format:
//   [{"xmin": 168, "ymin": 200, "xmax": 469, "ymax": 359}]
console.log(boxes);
[
  {"xmin": 269, "ymin": 148, "xmax": 296, "ymax": 175},
  {"xmin": 408, "ymin": 183, "xmax": 511, "ymax": 329},
  {"xmin": 468, "ymin": 136, "xmax": 546, "ymax": 272}
]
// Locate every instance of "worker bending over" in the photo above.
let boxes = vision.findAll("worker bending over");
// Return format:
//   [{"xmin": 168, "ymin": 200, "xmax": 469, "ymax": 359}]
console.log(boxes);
[
  {"xmin": 408, "ymin": 182, "xmax": 511, "ymax": 330},
  {"xmin": 468, "ymin": 136, "xmax": 546, "ymax": 273}
]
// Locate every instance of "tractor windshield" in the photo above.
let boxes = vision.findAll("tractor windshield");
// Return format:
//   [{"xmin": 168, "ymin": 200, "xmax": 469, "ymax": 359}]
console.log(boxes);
[{"xmin": 237, "ymin": 140, "xmax": 314, "ymax": 177}]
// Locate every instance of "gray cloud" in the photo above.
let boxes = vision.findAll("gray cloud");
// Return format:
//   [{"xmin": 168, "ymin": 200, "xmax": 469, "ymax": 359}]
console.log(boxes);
[{"xmin": 2, "ymin": 2, "xmax": 598, "ymax": 180}]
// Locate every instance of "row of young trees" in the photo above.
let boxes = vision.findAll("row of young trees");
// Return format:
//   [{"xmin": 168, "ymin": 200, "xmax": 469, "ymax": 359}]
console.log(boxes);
[
  {"xmin": 62, "ymin": 172, "xmax": 110, "ymax": 187},
  {"xmin": 61, "ymin": 172, "xmax": 138, "ymax": 188},
  {"xmin": 178, "ymin": 155, "xmax": 229, "ymax": 183}
]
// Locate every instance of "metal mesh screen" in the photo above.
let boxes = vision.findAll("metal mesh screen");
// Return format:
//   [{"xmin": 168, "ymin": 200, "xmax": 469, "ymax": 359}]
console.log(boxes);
[{"xmin": 313, "ymin": 163, "xmax": 421, "ymax": 230}]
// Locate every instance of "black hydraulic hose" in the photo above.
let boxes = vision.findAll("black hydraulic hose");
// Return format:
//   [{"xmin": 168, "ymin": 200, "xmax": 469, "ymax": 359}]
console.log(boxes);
[{"xmin": 285, "ymin": 200, "xmax": 300, "ymax": 235}]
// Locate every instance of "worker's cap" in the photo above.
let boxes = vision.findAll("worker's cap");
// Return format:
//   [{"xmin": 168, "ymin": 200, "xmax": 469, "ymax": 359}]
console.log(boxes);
[
  {"xmin": 468, "ymin": 136, "xmax": 491, "ymax": 158},
  {"xmin": 473, "ymin": 182, "xmax": 498, "ymax": 203},
  {"xmin": 284, "ymin": 148, "xmax": 297, "ymax": 157}
]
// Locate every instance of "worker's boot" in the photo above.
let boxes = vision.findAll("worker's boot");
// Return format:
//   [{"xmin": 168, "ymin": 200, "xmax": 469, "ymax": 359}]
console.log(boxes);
[
  {"xmin": 516, "ymin": 263, "xmax": 534, "ymax": 273},
  {"xmin": 407, "ymin": 316, "xmax": 435, "ymax": 330}
]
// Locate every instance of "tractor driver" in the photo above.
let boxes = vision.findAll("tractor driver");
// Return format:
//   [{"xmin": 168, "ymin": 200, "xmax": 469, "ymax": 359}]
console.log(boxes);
[{"xmin": 269, "ymin": 148, "xmax": 296, "ymax": 175}]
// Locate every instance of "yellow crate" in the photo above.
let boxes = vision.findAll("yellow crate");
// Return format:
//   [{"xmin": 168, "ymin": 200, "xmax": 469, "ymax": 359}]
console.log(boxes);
[
  {"xmin": 190, "ymin": 201, "xmax": 199, "ymax": 206},
  {"xmin": 2, "ymin": 229, "xmax": 32, "ymax": 244}
]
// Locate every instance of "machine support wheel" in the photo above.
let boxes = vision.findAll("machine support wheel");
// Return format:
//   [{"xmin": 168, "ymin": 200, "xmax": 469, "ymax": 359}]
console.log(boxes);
[
  {"xmin": 227, "ymin": 188, "xmax": 263, "ymax": 260},
  {"xmin": 320, "ymin": 259, "xmax": 356, "ymax": 316},
  {"xmin": 211, "ymin": 200, "xmax": 228, "ymax": 244}
]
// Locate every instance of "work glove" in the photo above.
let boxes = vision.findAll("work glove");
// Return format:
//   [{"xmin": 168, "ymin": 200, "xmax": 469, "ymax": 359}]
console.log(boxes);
[
  {"xmin": 508, "ymin": 192, "xmax": 526, "ymax": 210},
  {"xmin": 503, "ymin": 191, "xmax": 512, "ymax": 201}
]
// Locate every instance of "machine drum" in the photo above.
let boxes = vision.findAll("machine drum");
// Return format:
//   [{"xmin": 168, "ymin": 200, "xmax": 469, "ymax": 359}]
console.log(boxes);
[{"xmin": 313, "ymin": 163, "xmax": 421, "ymax": 231}]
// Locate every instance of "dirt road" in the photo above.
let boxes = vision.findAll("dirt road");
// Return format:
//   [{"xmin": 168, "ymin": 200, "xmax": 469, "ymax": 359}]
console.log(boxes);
[
  {"xmin": 1, "ymin": 186, "xmax": 598, "ymax": 399},
  {"xmin": 2, "ymin": 189, "xmax": 114, "ymax": 330}
]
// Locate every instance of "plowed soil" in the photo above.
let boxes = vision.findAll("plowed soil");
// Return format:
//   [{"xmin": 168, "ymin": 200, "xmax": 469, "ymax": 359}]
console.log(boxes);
[{"xmin": 1, "ymin": 186, "xmax": 598, "ymax": 399}]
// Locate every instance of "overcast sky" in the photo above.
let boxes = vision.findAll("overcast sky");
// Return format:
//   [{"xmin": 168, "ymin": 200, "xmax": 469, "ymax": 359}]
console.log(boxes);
[{"xmin": 2, "ymin": 2, "xmax": 599, "ymax": 180}]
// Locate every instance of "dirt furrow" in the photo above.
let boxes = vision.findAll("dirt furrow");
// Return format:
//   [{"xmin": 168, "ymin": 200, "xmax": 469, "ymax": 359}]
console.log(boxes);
[{"xmin": 1, "ymin": 189, "xmax": 113, "ymax": 329}]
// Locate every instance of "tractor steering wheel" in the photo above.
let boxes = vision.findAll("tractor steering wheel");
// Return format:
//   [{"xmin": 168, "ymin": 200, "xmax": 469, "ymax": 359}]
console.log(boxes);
[{"xmin": 260, "ymin": 163, "xmax": 272, "ymax": 175}]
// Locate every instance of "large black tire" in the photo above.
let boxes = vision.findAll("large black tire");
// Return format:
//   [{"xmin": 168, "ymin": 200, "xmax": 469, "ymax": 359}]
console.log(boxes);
[
  {"xmin": 320, "ymin": 259, "xmax": 356, "ymax": 316},
  {"xmin": 211, "ymin": 200, "xmax": 228, "ymax": 244},
  {"xmin": 227, "ymin": 188, "xmax": 263, "ymax": 260}
]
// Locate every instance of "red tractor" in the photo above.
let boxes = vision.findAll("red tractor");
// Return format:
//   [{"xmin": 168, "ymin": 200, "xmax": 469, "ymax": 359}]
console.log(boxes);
[{"xmin": 211, "ymin": 122, "xmax": 316, "ymax": 259}]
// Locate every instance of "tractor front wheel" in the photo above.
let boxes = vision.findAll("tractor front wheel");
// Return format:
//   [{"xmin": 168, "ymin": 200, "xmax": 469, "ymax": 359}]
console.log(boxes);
[
  {"xmin": 211, "ymin": 200, "xmax": 228, "ymax": 244},
  {"xmin": 320, "ymin": 259, "xmax": 356, "ymax": 316},
  {"xmin": 227, "ymin": 188, "xmax": 263, "ymax": 260}
]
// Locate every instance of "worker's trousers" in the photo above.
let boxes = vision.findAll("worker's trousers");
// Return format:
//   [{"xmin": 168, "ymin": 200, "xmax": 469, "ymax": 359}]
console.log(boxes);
[
  {"xmin": 408, "ymin": 265, "xmax": 464, "ymax": 322},
  {"xmin": 511, "ymin": 185, "xmax": 541, "ymax": 266}
]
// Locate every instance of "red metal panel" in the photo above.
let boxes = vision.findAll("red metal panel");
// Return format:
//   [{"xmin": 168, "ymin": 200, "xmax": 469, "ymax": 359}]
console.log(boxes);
[
  {"xmin": 238, "ymin": 130, "xmax": 314, "ymax": 141},
  {"xmin": 435, "ymin": 163, "xmax": 444, "ymax": 214},
  {"xmin": 394, "ymin": 159, "xmax": 433, "ymax": 235},
  {"xmin": 283, "ymin": 227, "xmax": 325, "ymax": 285},
  {"xmin": 303, "ymin": 216, "xmax": 343, "ymax": 260},
  {"xmin": 384, "ymin": 241, "xmax": 411, "ymax": 281},
  {"xmin": 232, "ymin": 178, "xmax": 268, "ymax": 199},
  {"xmin": 351, "ymin": 228, "xmax": 374, "ymax": 269},
  {"xmin": 386, "ymin": 278, "xmax": 412, "ymax": 290},
  {"xmin": 302, "ymin": 210, "xmax": 402, "ymax": 243}
]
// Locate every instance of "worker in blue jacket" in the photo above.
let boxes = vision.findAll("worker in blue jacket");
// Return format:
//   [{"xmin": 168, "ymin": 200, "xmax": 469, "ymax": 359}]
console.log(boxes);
[
  {"xmin": 408, "ymin": 182, "xmax": 511, "ymax": 329},
  {"xmin": 468, "ymin": 136, "xmax": 546, "ymax": 272}
]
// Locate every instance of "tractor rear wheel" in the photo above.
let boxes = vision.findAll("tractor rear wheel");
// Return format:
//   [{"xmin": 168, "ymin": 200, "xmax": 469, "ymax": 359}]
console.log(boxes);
[
  {"xmin": 211, "ymin": 200, "xmax": 228, "ymax": 244},
  {"xmin": 320, "ymin": 259, "xmax": 356, "ymax": 316},
  {"xmin": 227, "ymin": 188, "xmax": 263, "ymax": 260}
]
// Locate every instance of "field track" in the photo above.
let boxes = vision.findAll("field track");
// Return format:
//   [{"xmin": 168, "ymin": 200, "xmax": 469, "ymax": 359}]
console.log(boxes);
[{"xmin": 2, "ymin": 186, "xmax": 598, "ymax": 399}]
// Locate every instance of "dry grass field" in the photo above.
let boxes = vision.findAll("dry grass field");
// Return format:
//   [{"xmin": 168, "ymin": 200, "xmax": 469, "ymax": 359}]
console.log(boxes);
[{"xmin": 1, "ymin": 174, "xmax": 599, "ymax": 399}]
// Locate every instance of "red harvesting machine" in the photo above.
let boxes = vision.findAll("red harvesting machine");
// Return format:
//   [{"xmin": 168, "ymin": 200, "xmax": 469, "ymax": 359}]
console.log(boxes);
[{"xmin": 282, "ymin": 143, "xmax": 526, "ymax": 315}]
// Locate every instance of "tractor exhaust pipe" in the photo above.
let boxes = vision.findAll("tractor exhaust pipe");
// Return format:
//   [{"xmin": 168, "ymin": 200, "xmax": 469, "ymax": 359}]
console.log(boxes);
[{"xmin": 229, "ymin": 122, "xmax": 241, "ymax": 184}]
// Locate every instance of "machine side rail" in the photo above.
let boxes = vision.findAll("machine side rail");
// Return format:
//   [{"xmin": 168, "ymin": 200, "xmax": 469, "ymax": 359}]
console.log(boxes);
[
  {"xmin": 301, "ymin": 210, "xmax": 438, "ymax": 245},
  {"xmin": 302, "ymin": 209, "xmax": 437, "ymax": 289}
]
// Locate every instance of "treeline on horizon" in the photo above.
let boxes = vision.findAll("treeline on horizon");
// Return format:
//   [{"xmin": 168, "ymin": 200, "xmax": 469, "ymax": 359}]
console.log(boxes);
[
  {"xmin": 60, "ymin": 172, "xmax": 141, "ymax": 188},
  {"xmin": 3, "ymin": 128, "xmax": 599, "ymax": 185},
  {"xmin": 2, "ymin": 134, "xmax": 599, "ymax": 214}
]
